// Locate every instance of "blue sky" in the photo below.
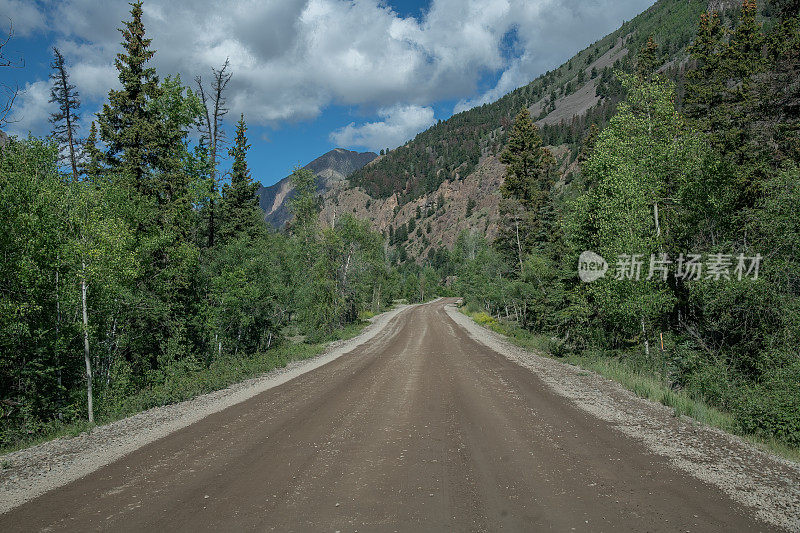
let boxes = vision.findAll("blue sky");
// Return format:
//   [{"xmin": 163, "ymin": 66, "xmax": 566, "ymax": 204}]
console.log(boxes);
[{"xmin": 1, "ymin": 0, "xmax": 653, "ymax": 187}]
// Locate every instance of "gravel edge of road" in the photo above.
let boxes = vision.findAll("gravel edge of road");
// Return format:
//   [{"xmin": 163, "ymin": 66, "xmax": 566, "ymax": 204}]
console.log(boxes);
[
  {"xmin": 0, "ymin": 303, "xmax": 413, "ymax": 515},
  {"xmin": 445, "ymin": 303, "xmax": 800, "ymax": 532}
]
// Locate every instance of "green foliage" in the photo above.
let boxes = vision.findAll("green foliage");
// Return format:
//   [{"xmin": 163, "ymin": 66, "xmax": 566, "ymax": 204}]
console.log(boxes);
[
  {"xmin": 296, "ymin": 214, "xmax": 388, "ymax": 339},
  {"xmin": 288, "ymin": 166, "xmax": 318, "ymax": 232},
  {"xmin": 577, "ymin": 74, "xmax": 703, "ymax": 345},
  {"xmin": 218, "ymin": 114, "xmax": 262, "ymax": 243},
  {"xmin": 447, "ymin": 7, "xmax": 800, "ymax": 452},
  {"xmin": 0, "ymin": 138, "xmax": 72, "ymax": 439},
  {"xmin": 734, "ymin": 359, "xmax": 800, "ymax": 447},
  {"xmin": 0, "ymin": 4, "xmax": 394, "ymax": 450},
  {"xmin": 203, "ymin": 233, "xmax": 287, "ymax": 358}
]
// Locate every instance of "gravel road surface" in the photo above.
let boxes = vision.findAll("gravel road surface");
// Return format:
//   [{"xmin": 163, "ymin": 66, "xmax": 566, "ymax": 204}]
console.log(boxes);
[{"xmin": 1, "ymin": 298, "xmax": 797, "ymax": 531}]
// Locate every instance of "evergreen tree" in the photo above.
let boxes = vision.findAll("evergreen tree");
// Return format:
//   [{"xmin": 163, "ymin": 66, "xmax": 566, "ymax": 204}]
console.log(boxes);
[
  {"xmin": 726, "ymin": 0, "xmax": 765, "ymax": 82},
  {"xmin": 636, "ymin": 36, "xmax": 660, "ymax": 79},
  {"xmin": 500, "ymin": 108, "xmax": 554, "ymax": 211},
  {"xmin": 684, "ymin": 11, "xmax": 724, "ymax": 128},
  {"xmin": 147, "ymin": 75, "xmax": 202, "ymax": 227},
  {"xmin": 219, "ymin": 114, "xmax": 262, "ymax": 242},
  {"xmin": 97, "ymin": 0, "xmax": 160, "ymax": 197},
  {"xmin": 577, "ymin": 123, "xmax": 600, "ymax": 165},
  {"xmin": 498, "ymin": 108, "xmax": 555, "ymax": 273},
  {"xmin": 81, "ymin": 122, "xmax": 103, "ymax": 183},
  {"xmin": 761, "ymin": 1, "xmax": 800, "ymax": 163},
  {"xmin": 49, "ymin": 47, "xmax": 81, "ymax": 181}
]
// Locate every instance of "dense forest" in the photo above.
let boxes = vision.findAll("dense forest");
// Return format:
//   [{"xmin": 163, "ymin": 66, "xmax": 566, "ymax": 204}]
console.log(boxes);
[
  {"xmin": 443, "ymin": 0, "xmax": 800, "ymax": 448},
  {"xmin": 0, "ymin": 3, "xmax": 431, "ymax": 448}
]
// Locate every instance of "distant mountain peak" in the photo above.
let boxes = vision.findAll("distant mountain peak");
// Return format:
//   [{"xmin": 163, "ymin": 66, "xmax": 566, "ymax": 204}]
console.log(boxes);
[{"xmin": 257, "ymin": 148, "xmax": 377, "ymax": 228}]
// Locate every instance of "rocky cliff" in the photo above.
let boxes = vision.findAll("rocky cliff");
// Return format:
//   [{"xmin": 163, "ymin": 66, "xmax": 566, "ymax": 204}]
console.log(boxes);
[{"xmin": 257, "ymin": 148, "xmax": 376, "ymax": 228}]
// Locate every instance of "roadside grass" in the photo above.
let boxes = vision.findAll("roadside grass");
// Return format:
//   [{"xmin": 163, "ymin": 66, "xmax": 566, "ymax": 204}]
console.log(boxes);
[
  {"xmin": 0, "ymin": 317, "xmax": 376, "ymax": 457},
  {"xmin": 461, "ymin": 308, "xmax": 800, "ymax": 463}
]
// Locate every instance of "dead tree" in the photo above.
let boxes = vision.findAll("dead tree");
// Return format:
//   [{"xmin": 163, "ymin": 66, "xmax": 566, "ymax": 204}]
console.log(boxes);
[
  {"xmin": 0, "ymin": 20, "xmax": 22, "ymax": 128},
  {"xmin": 196, "ymin": 58, "xmax": 232, "ymax": 247}
]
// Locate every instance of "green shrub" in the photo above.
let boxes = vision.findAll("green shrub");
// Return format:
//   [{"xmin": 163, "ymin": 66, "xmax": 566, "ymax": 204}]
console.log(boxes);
[
  {"xmin": 733, "ymin": 360, "xmax": 800, "ymax": 447},
  {"xmin": 472, "ymin": 311, "xmax": 499, "ymax": 327}
]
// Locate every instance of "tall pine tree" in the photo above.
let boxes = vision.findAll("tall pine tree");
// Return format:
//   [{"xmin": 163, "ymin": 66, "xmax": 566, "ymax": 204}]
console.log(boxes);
[
  {"xmin": 684, "ymin": 10, "xmax": 724, "ymax": 129},
  {"xmin": 219, "ymin": 114, "xmax": 262, "ymax": 242},
  {"xmin": 81, "ymin": 122, "xmax": 103, "ymax": 183},
  {"xmin": 97, "ymin": 0, "xmax": 160, "ymax": 197},
  {"xmin": 498, "ymin": 108, "xmax": 555, "ymax": 273}
]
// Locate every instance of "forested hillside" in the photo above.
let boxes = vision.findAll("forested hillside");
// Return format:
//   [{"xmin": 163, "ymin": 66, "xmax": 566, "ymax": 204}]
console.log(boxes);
[
  {"xmin": 349, "ymin": 0, "xmax": 710, "ymax": 203},
  {"xmin": 336, "ymin": 0, "xmax": 740, "ymax": 265}
]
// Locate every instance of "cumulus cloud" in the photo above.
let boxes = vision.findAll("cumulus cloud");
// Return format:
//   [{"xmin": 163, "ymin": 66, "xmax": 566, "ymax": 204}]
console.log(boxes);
[
  {"xmin": 330, "ymin": 105, "xmax": 436, "ymax": 151},
  {"xmin": 6, "ymin": 80, "xmax": 51, "ymax": 136},
  {"xmin": 0, "ymin": 0, "xmax": 47, "ymax": 37},
  {"xmin": 5, "ymin": 0, "xmax": 652, "ymax": 142},
  {"xmin": 454, "ymin": 0, "xmax": 653, "ymax": 113}
]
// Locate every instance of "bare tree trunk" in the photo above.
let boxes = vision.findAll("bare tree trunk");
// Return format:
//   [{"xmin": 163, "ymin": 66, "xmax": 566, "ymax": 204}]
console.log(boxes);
[
  {"xmin": 641, "ymin": 314, "xmax": 650, "ymax": 358},
  {"xmin": 65, "ymin": 107, "xmax": 78, "ymax": 181},
  {"xmin": 81, "ymin": 261, "xmax": 93, "ymax": 424},
  {"xmin": 208, "ymin": 192, "xmax": 216, "ymax": 248},
  {"xmin": 55, "ymin": 258, "xmax": 62, "ymax": 390},
  {"xmin": 196, "ymin": 58, "xmax": 232, "ymax": 248},
  {"xmin": 514, "ymin": 217, "xmax": 524, "ymax": 276},
  {"xmin": 653, "ymin": 202, "xmax": 661, "ymax": 237}
]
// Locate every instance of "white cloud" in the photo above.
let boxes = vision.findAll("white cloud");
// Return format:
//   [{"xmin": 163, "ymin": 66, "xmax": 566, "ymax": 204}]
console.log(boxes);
[
  {"xmin": 455, "ymin": 0, "xmax": 653, "ymax": 113},
  {"xmin": 6, "ymin": 80, "xmax": 52, "ymax": 137},
  {"xmin": 330, "ymin": 104, "xmax": 435, "ymax": 152},
  {"xmin": 68, "ymin": 61, "xmax": 119, "ymax": 100},
  {"xmin": 0, "ymin": 0, "xmax": 47, "ymax": 37},
  {"xmin": 7, "ymin": 0, "xmax": 653, "ymax": 138},
  {"xmin": 36, "ymin": 0, "xmax": 526, "ymax": 124}
]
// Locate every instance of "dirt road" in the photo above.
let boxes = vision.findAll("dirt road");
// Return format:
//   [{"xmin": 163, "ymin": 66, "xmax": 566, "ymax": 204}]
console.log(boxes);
[{"xmin": 1, "ymin": 299, "xmax": 791, "ymax": 531}]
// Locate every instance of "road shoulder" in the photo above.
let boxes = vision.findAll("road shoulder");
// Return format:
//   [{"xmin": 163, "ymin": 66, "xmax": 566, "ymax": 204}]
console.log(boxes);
[
  {"xmin": 444, "ymin": 302, "xmax": 800, "ymax": 532},
  {"xmin": 0, "ymin": 303, "xmax": 412, "ymax": 515}
]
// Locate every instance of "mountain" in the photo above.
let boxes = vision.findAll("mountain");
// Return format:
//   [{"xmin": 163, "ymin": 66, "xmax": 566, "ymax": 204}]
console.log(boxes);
[
  {"xmin": 320, "ymin": 0, "xmax": 732, "ymax": 262},
  {"xmin": 257, "ymin": 148, "xmax": 377, "ymax": 228}
]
